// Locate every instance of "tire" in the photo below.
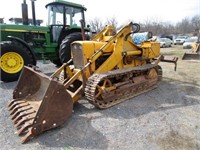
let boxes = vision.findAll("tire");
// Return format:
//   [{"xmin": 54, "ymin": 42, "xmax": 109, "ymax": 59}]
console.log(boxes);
[
  {"xmin": 0, "ymin": 41, "xmax": 34, "ymax": 82},
  {"xmin": 51, "ymin": 59, "xmax": 62, "ymax": 67},
  {"xmin": 59, "ymin": 32, "xmax": 85, "ymax": 63}
]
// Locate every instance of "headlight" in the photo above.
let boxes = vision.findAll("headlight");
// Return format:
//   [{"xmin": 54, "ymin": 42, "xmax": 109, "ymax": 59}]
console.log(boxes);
[
  {"xmin": 71, "ymin": 43, "xmax": 82, "ymax": 51},
  {"xmin": 71, "ymin": 43, "xmax": 84, "ymax": 68}
]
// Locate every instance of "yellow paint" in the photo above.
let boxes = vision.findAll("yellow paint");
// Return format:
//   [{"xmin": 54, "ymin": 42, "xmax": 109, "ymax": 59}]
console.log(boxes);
[
  {"xmin": 91, "ymin": 25, "xmax": 115, "ymax": 42},
  {"xmin": 53, "ymin": 22, "xmax": 161, "ymax": 102},
  {"xmin": 141, "ymin": 42, "xmax": 160, "ymax": 58},
  {"xmin": 0, "ymin": 52, "xmax": 24, "ymax": 73},
  {"xmin": 72, "ymin": 22, "xmax": 160, "ymax": 79}
]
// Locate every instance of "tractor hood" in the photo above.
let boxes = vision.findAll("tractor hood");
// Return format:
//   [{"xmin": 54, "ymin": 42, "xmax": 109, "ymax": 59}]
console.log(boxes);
[{"xmin": 0, "ymin": 24, "xmax": 49, "ymax": 33}]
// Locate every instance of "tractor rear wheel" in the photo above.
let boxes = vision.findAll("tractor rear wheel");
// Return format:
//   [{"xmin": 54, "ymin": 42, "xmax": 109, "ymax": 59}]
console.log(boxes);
[
  {"xmin": 51, "ymin": 59, "xmax": 62, "ymax": 67},
  {"xmin": 0, "ymin": 41, "xmax": 34, "ymax": 82},
  {"xmin": 59, "ymin": 32, "xmax": 83, "ymax": 63}
]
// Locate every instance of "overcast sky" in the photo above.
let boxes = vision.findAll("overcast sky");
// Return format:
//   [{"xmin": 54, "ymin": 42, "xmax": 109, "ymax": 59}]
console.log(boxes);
[{"xmin": 0, "ymin": 0, "xmax": 199, "ymax": 25}]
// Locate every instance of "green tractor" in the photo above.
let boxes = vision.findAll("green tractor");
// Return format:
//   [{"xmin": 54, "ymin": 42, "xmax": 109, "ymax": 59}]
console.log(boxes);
[{"xmin": 0, "ymin": 0, "xmax": 89, "ymax": 82}]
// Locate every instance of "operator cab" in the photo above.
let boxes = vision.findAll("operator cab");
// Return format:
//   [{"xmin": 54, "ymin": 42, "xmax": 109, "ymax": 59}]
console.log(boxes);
[{"xmin": 46, "ymin": 0, "xmax": 87, "ymax": 42}]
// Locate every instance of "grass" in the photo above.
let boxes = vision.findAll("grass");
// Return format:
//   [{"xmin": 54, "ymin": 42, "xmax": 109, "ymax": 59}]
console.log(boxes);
[
  {"xmin": 159, "ymin": 45, "xmax": 200, "ymax": 85},
  {"xmin": 160, "ymin": 45, "xmax": 186, "ymax": 59}
]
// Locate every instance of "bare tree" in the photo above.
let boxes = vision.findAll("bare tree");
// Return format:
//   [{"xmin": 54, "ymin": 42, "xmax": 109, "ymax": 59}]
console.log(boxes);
[
  {"xmin": 191, "ymin": 15, "xmax": 200, "ymax": 32},
  {"xmin": 140, "ymin": 18, "xmax": 165, "ymax": 35},
  {"xmin": 106, "ymin": 17, "xmax": 118, "ymax": 32},
  {"xmin": 175, "ymin": 17, "xmax": 191, "ymax": 34},
  {"xmin": 88, "ymin": 15, "xmax": 200, "ymax": 36},
  {"xmin": 88, "ymin": 18, "xmax": 104, "ymax": 33},
  {"xmin": 162, "ymin": 23, "xmax": 176, "ymax": 35}
]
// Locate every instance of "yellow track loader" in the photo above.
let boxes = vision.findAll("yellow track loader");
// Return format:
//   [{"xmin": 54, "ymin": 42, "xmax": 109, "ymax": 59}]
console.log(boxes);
[{"xmin": 8, "ymin": 22, "xmax": 178, "ymax": 143}]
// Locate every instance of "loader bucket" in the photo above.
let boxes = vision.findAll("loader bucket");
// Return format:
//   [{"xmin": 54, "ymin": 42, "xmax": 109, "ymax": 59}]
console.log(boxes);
[
  {"xmin": 182, "ymin": 43, "xmax": 200, "ymax": 60},
  {"xmin": 182, "ymin": 51, "xmax": 200, "ymax": 60},
  {"xmin": 8, "ymin": 66, "xmax": 73, "ymax": 144}
]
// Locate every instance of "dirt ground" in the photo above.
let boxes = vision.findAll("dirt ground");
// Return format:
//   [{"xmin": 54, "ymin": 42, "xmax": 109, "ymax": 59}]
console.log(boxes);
[{"xmin": 0, "ymin": 45, "xmax": 200, "ymax": 150}]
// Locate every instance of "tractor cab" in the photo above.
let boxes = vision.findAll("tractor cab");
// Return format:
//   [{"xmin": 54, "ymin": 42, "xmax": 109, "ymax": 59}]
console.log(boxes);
[{"xmin": 46, "ymin": 0, "xmax": 87, "ymax": 42}]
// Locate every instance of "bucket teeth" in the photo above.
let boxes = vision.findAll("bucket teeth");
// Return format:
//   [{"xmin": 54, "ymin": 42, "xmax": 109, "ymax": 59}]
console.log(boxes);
[
  {"xmin": 13, "ymin": 110, "xmax": 36, "ymax": 124},
  {"xmin": 14, "ymin": 116, "xmax": 35, "ymax": 128},
  {"xmin": 8, "ymin": 98, "xmax": 24, "ymax": 107},
  {"xmin": 9, "ymin": 103, "xmax": 30, "ymax": 115},
  {"xmin": 16, "ymin": 120, "xmax": 33, "ymax": 135},
  {"xmin": 8, "ymin": 101, "xmax": 26, "ymax": 111},
  {"xmin": 20, "ymin": 130, "xmax": 34, "ymax": 144},
  {"xmin": 11, "ymin": 106, "xmax": 32, "ymax": 120}
]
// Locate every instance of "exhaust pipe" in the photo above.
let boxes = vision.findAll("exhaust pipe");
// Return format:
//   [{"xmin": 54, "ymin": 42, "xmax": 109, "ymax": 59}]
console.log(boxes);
[
  {"xmin": 22, "ymin": 0, "xmax": 28, "ymax": 25},
  {"xmin": 31, "ymin": 0, "xmax": 36, "ymax": 26}
]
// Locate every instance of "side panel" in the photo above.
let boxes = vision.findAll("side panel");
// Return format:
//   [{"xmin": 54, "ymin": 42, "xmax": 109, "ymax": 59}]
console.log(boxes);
[{"xmin": 141, "ymin": 42, "xmax": 160, "ymax": 58}]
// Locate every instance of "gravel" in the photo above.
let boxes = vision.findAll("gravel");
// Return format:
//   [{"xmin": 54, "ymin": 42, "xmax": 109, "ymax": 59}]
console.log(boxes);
[{"xmin": 0, "ymin": 46, "xmax": 200, "ymax": 150}]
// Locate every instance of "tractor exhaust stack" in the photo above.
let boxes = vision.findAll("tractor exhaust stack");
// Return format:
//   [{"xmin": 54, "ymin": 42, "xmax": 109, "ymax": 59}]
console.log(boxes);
[
  {"xmin": 31, "ymin": 0, "xmax": 36, "ymax": 26},
  {"xmin": 22, "ymin": 0, "xmax": 28, "ymax": 25}
]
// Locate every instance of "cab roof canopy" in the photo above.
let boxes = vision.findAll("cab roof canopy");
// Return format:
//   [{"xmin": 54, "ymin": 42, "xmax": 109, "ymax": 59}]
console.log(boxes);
[{"xmin": 45, "ymin": 0, "xmax": 86, "ymax": 11}]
